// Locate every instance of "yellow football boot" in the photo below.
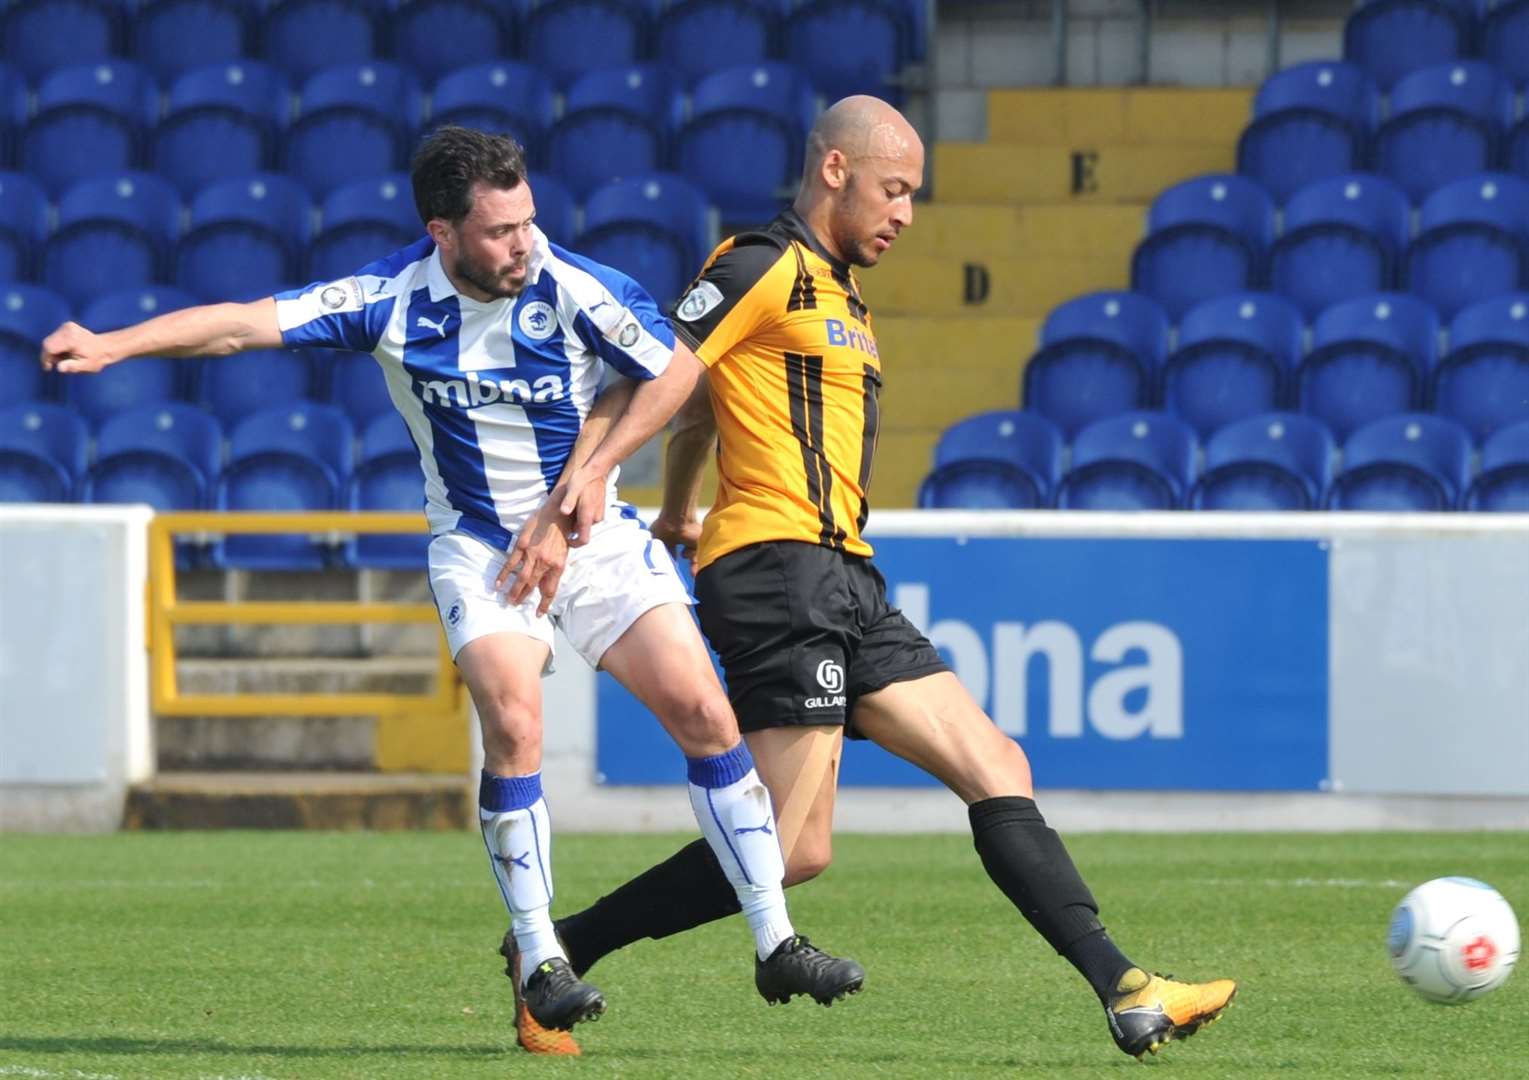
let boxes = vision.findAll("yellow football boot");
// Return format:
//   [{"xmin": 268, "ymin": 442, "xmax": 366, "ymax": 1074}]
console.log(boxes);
[{"xmin": 1104, "ymin": 967, "xmax": 1237, "ymax": 1059}]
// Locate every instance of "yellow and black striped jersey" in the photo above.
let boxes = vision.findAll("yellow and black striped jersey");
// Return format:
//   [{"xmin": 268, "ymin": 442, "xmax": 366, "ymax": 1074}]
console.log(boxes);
[{"xmin": 672, "ymin": 209, "xmax": 882, "ymax": 571}]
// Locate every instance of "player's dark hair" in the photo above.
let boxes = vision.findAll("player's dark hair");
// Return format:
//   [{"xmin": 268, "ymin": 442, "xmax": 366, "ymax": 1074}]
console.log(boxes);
[{"xmin": 410, "ymin": 126, "xmax": 527, "ymax": 225}]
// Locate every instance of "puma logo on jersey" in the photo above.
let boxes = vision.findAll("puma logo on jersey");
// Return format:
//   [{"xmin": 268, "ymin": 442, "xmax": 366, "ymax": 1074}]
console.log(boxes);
[{"xmin": 416, "ymin": 314, "xmax": 450, "ymax": 338}]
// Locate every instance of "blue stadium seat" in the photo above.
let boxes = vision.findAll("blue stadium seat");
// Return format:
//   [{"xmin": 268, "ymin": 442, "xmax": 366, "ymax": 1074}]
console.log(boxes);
[
  {"xmin": 1238, "ymin": 61, "xmax": 1378, "ymax": 204},
  {"xmin": 1055, "ymin": 412, "xmax": 1198, "ymax": 511},
  {"xmin": 0, "ymin": 60, "xmax": 28, "ymax": 164},
  {"xmin": 917, "ymin": 460, "xmax": 1041, "ymax": 510},
  {"xmin": 1432, "ymin": 294, "xmax": 1529, "ymax": 442},
  {"xmin": 43, "ymin": 172, "xmax": 181, "ymax": 309},
  {"xmin": 2, "ymin": 0, "xmax": 119, "ymax": 80},
  {"xmin": 1405, "ymin": 173, "xmax": 1529, "ymax": 321},
  {"xmin": 1190, "ymin": 412, "xmax": 1334, "ymax": 511},
  {"xmin": 323, "ymin": 351, "xmax": 395, "ymax": 427},
  {"xmin": 926, "ymin": 409, "xmax": 1062, "ymax": 504},
  {"xmin": 176, "ymin": 173, "xmax": 312, "ymax": 301},
  {"xmin": 579, "ymin": 173, "xmax": 713, "ymax": 305},
  {"xmin": 0, "ymin": 284, "xmax": 70, "ymax": 403},
  {"xmin": 82, "ymin": 448, "xmax": 205, "ymax": 509},
  {"xmin": 286, "ymin": 63, "xmax": 421, "ymax": 198},
  {"xmin": 153, "ymin": 62, "xmax": 292, "ymax": 197},
  {"xmin": 1372, "ymin": 62, "xmax": 1514, "ymax": 203},
  {"xmin": 229, "ymin": 400, "xmax": 353, "ymax": 485},
  {"xmin": 1481, "ymin": 0, "xmax": 1529, "ymax": 89},
  {"xmin": 521, "ymin": 0, "xmax": 648, "ymax": 88},
  {"xmin": 0, "ymin": 401, "xmax": 89, "ymax": 484},
  {"xmin": 677, "ymin": 62, "xmax": 819, "ymax": 225},
  {"xmin": 0, "ymin": 172, "xmax": 49, "ymax": 283},
  {"xmin": 785, "ymin": 0, "xmax": 903, "ymax": 103},
  {"xmin": 358, "ymin": 407, "xmax": 413, "ymax": 460},
  {"xmin": 1268, "ymin": 173, "xmax": 1410, "ymax": 320},
  {"xmin": 0, "ymin": 448, "xmax": 72, "ymax": 501},
  {"xmin": 344, "ymin": 434, "xmax": 427, "ymax": 567},
  {"xmin": 22, "ymin": 61, "xmax": 159, "ymax": 193},
  {"xmin": 213, "ymin": 452, "xmax": 338, "ymax": 568},
  {"xmin": 259, "ymin": 0, "xmax": 380, "ymax": 83},
  {"xmin": 1130, "ymin": 174, "xmax": 1275, "ymax": 321},
  {"xmin": 1160, "ymin": 292, "xmax": 1304, "ymax": 440},
  {"xmin": 96, "ymin": 401, "xmax": 222, "ymax": 485},
  {"xmin": 429, "ymin": 62, "xmax": 557, "ymax": 161},
  {"xmin": 528, "ymin": 172, "xmax": 576, "ymax": 247},
  {"xmin": 1299, "ymin": 293, "xmax": 1438, "ymax": 441},
  {"xmin": 1023, "ymin": 291, "xmax": 1169, "ymax": 438},
  {"xmin": 1464, "ymin": 416, "xmax": 1529, "ymax": 510},
  {"xmin": 390, "ymin": 0, "xmax": 510, "ymax": 85},
  {"xmin": 68, "ymin": 287, "xmax": 198, "ymax": 426},
  {"xmin": 131, "ymin": 0, "xmax": 250, "ymax": 81},
  {"xmin": 1343, "ymin": 0, "xmax": 1470, "ymax": 91},
  {"xmin": 547, "ymin": 65, "xmax": 678, "ymax": 198},
  {"xmin": 197, "ymin": 349, "xmax": 314, "ymax": 424},
  {"xmin": 307, "ymin": 173, "xmax": 418, "ymax": 282},
  {"xmin": 1327, "ymin": 412, "xmax": 1472, "ymax": 510},
  {"xmin": 656, "ymin": 0, "xmax": 779, "ymax": 88}
]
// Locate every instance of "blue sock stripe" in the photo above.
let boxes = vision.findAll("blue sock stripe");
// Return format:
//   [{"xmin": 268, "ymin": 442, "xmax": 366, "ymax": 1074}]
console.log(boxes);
[
  {"xmin": 480, "ymin": 770, "xmax": 543, "ymax": 812},
  {"xmin": 686, "ymin": 742, "xmax": 754, "ymax": 788}
]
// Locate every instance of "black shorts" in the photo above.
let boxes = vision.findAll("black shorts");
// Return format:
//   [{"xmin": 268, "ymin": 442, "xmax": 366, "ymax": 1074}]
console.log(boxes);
[{"xmin": 694, "ymin": 540, "xmax": 949, "ymax": 736}]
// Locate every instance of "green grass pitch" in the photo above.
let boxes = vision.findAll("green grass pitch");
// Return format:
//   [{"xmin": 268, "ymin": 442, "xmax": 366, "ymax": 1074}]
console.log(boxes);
[{"xmin": 2, "ymin": 831, "xmax": 1525, "ymax": 1079}]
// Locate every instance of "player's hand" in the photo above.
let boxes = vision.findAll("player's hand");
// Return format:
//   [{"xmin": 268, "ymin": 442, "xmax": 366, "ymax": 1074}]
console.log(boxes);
[
  {"xmin": 651, "ymin": 512, "xmax": 701, "ymax": 572},
  {"xmin": 41, "ymin": 322, "xmax": 116, "ymax": 374},
  {"xmin": 555, "ymin": 463, "xmax": 609, "ymax": 547},
  {"xmin": 496, "ymin": 499, "xmax": 570, "ymax": 616}
]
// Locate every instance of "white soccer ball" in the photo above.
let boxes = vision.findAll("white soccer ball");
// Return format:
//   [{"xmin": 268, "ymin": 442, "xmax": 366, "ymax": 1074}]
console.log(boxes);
[{"xmin": 1388, "ymin": 877, "xmax": 1520, "ymax": 1004}]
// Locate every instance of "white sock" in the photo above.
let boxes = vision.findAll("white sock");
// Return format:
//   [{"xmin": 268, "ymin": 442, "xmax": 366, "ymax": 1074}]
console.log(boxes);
[
  {"xmin": 686, "ymin": 743, "xmax": 795, "ymax": 960},
  {"xmin": 479, "ymin": 770, "xmax": 564, "ymax": 984}
]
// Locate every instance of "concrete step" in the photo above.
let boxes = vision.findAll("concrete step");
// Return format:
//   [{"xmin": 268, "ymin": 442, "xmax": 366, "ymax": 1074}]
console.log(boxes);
[
  {"xmin": 892, "ymin": 202, "xmax": 1144, "ymax": 264},
  {"xmin": 124, "ymin": 771, "xmax": 473, "ymax": 830},
  {"xmin": 934, "ymin": 142, "xmax": 1234, "ymax": 204},
  {"xmin": 860, "ymin": 253, "xmax": 1127, "ymax": 317},
  {"xmin": 985, "ymin": 87, "xmax": 1253, "ymax": 147}
]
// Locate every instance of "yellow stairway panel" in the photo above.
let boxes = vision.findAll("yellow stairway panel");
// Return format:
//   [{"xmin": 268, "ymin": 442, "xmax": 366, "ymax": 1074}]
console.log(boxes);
[
  {"xmin": 893, "ymin": 203, "xmax": 1141, "ymax": 263},
  {"xmin": 860, "ymin": 254, "xmax": 1127, "ymax": 317},
  {"xmin": 869, "ymin": 429, "xmax": 941, "ymax": 509},
  {"xmin": 873, "ymin": 315, "xmax": 1040, "ymax": 368},
  {"xmin": 1016, "ymin": 204, "xmax": 1143, "ymax": 263},
  {"xmin": 890, "ymin": 203, "xmax": 1024, "ymax": 259},
  {"xmin": 1123, "ymin": 88, "xmax": 1253, "ymax": 147},
  {"xmin": 935, "ymin": 143, "xmax": 1234, "ymax": 203},
  {"xmin": 987, "ymin": 88, "xmax": 1252, "ymax": 146}
]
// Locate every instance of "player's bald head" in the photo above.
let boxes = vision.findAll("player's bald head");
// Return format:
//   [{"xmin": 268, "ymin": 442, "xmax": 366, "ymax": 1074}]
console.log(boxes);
[{"xmin": 803, "ymin": 95, "xmax": 921, "ymax": 180}]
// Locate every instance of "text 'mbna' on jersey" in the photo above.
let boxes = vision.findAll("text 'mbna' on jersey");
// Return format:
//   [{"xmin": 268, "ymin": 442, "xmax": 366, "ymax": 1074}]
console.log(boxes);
[
  {"xmin": 274, "ymin": 227, "xmax": 675, "ymax": 550},
  {"xmin": 671, "ymin": 209, "xmax": 882, "ymax": 571}
]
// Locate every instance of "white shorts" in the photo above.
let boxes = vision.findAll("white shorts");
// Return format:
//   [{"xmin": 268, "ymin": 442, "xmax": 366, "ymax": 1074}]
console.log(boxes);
[{"xmin": 427, "ymin": 507, "xmax": 693, "ymax": 672}]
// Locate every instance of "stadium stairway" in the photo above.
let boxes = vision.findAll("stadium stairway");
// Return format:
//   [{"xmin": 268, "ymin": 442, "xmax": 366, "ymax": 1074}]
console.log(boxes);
[{"xmin": 860, "ymin": 86, "xmax": 1251, "ymax": 507}]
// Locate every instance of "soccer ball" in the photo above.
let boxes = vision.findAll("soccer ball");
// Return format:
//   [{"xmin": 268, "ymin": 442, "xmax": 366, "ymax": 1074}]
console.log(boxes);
[{"xmin": 1388, "ymin": 877, "xmax": 1520, "ymax": 1004}]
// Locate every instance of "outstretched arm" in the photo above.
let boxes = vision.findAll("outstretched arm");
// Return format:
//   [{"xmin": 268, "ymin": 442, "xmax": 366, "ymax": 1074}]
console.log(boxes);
[
  {"xmin": 40, "ymin": 298, "xmax": 284, "ymax": 373},
  {"xmin": 650, "ymin": 370, "xmax": 716, "ymax": 567}
]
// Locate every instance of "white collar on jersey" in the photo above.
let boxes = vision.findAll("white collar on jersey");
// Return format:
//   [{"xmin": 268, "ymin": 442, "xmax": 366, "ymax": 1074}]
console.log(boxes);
[{"xmin": 424, "ymin": 225, "xmax": 551, "ymax": 304}]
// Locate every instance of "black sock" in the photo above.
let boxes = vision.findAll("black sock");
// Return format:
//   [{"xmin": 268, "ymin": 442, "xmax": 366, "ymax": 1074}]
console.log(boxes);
[
  {"xmin": 969, "ymin": 795, "xmax": 1137, "ymax": 1003},
  {"xmin": 556, "ymin": 839, "xmax": 741, "ymax": 977}
]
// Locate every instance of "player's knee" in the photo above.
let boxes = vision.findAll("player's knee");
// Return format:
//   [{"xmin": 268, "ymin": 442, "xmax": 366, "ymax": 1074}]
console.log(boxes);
[
  {"xmin": 969, "ymin": 730, "xmax": 1034, "ymax": 799},
  {"xmin": 475, "ymin": 686, "xmax": 541, "ymax": 753},
  {"xmin": 664, "ymin": 688, "xmax": 740, "ymax": 758},
  {"xmin": 783, "ymin": 841, "xmax": 832, "ymax": 886}
]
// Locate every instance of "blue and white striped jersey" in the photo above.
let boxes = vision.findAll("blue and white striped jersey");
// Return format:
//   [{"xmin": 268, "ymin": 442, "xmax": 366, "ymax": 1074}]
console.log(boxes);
[{"xmin": 274, "ymin": 228, "xmax": 674, "ymax": 549}]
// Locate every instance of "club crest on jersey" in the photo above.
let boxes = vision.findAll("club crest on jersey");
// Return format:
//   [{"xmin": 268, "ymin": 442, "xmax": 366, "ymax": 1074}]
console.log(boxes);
[
  {"xmin": 618, "ymin": 321, "xmax": 641, "ymax": 347},
  {"xmin": 518, "ymin": 300, "xmax": 557, "ymax": 340},
  {"xmin": 317, "ymin": 277, "xmax": 363, "ymax": 312},
  {"xmin": 676, "ymin": 281, "xmax": 723, "ymax": 322}
]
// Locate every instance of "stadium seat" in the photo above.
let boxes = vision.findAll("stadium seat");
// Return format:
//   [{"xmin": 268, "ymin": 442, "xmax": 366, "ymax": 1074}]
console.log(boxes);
[
  {"xmin": 1160, "ymin": 292, "xmax": 1304, "ymax": 440},
  {"xmin": 547, "ymin": 65, "xmax": 678, "ymax": 199},
  {"xmin": 0, "ymin": 60, "xmax": 28, "ymax": 164},
  {"xmin": 153, "ymin": 62, "xmax": 292, "ymax": 197},
  {"xmin": 0, "ymin": 448, "xmax": 72, "ymax": 501},
  {"xmin": 1, "ymin": 0, "xmax": 119, "ymax": 80},
  {"xmin": 82, "ymin": 448, "xmax": 205, "ymax": 510},
  {"xmin": 521, "ymin": 0, "xmax": 648, "ymax": 88},
  {"xmin": 1268, "ymin": 173, "xmax": 1411, "ymax": 320},
  {"xmin": 344, "ymin": 417, "xmax": 427, "ymax": 567},
  {"xmin": 43, "ymin": 172, "xmax": 181, "ymax": 310},
  {"xmin": 285, "ymin": 63, "xmax": 421, "ymax": 198},
  {"xmin": 307, "ymin": 174, "xmax": 419, "ymax": 282},
  {"xmin": 229, "ymin": 401, "xmax": 354, "ymax": 485},
  {"xmin": 176, "ymin": 173, "xmax": 312, "ymax": 302},
  {"xmin": 578, "ymin": 173, "xmax": 713, "ymax": 305},
  {"xmin": 197, "ymin": 350, "xmax": 315, "ymax": 425},
  {"xmin": 1189, "ymin": 412, "xmax": 1334, "ymax": 511},
  {"xmin": 785, "ymin": 0, "xmax": 904, "ymax": 103},
  {"xmin": 259, "ymin": 0, "xmax": 381, "ymax": 82},
  {"xmin": 213, "ymin": 452, "xmax": 338, "ymax": 568},
  {"xmin": 324, "ymin": 351, "xmax": 396, "ymax": 427},
  {"xmin": 0, "ymin": 172, "xmax": 49, "ymax": 283},
  {"xmin": 1327, "ymin": 412, "xmax": 1472, "ymax": 510},
  {"xmin": 1130, "ymin": 174, "xmax": 1275, "ymax": 321},
  {"xmin": 1237, "ymin": 61, "xmax": 1378, "ymax": 204},
  {"xmin": 1404, "ymin": 173, "xmax": 1529, "ymax": 321},
  {"xmin": 1054, "ymin": 412, "xmax": 1197, "ymax": 511},
  {"xmin": 96, "ymin": 401, "xmax": 223, "ymax": 486},
  {"xmin": 1022, "ymin": 291, "xmax": 1169, "ymax": 438},
  {"xmin": 1371, "ymin": 62, "xmax": 1514, "ymax": 203},
  {"xmin": 0, "ymin": 284, "xmax": 70, "ymax": 403},
  {"xmin": 655, "ymin": 0, "xmax": 780, "ymax": 88},
  {"xmin": 676, "ymin": 62, "xmax": 819, "ymax": 225},
  {"xmin": 1481, "ymin": 0, "xmax": 1529, "ymax": 89},
  {"xmin": 925, "ymin": 408, "xmax": 1062, "ymax": 505},
  {"xmin": 22, "ymin": 61, "xmax": 160, "ymax": 193},
  {"xmin": 917, "ymin": 460, "xmax": 1040, "ymax": 510},
  {"xmin": 131, "ymin": 0, "xmax": 250, "ymax": 81},
  {"xmin": 358, "ymin": 408, "xmax": 413, "ymax": 460},
  {"xmin": 68, "ymin": 287, "xmax": 198, "ymax": 427},
  {"xmin": 1464, "ymin": 416, "xmax": 1529, "ymax": 510},
  {"xmin": 390, "ymin": 0, "xmax": 510, "ymax": 85},
  {"xmin": 1432, "ymin": 294, "xmax": 1529, "ymax": 442},
  {"xmin": 1298, "ymin": 293, "xmax": 1438, "ymax": 441},
  {"xmin": 1343, "ymin": 0, "xmax": 1471, "ymax": 91},
  {"xmin": 0, "ymin": 401, "xmax": 89, "ymax": 482},
  {"xmin": 427, "ymin": 62, "xmax": 556, "ymax": 163}
]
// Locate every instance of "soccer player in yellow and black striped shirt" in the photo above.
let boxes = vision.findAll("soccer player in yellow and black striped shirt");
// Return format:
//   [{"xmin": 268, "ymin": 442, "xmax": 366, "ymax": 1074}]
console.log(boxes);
[{"xmin": 554, "ymin": 97, "xmax": 1238, "ymax": 1060}]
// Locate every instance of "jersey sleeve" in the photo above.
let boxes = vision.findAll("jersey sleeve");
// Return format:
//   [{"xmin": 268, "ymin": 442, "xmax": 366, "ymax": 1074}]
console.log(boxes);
[
  {"xmin": 670, "ymin": 236, "xmax": 784, "ymax": 368},
  {"xmin": 274, "ymin": 276, "xmax": 395, "ymax": 353},
  {"xmin": 557, "ymin": 256, "xmax": 677, "ymax": 382}
]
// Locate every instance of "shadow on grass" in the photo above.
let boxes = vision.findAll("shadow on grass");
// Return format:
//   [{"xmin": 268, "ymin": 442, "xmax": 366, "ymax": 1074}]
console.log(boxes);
[{"xmin": 0, "ymin": 1035, "xmax": 506, "ymax": 1060}]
